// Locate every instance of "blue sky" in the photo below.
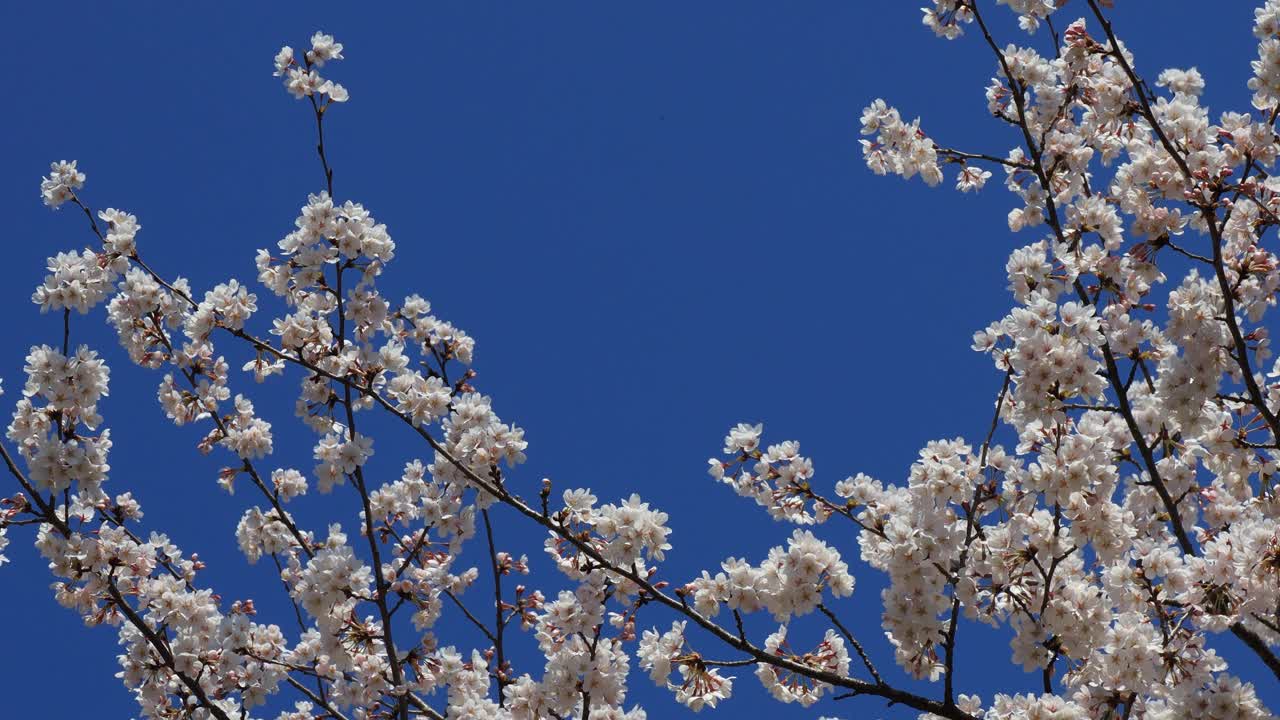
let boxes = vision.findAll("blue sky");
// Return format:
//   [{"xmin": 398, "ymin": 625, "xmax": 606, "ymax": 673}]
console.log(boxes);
[{"xmin": 1, "ymin": 2, "xmax": 1275, "ymax": 718}]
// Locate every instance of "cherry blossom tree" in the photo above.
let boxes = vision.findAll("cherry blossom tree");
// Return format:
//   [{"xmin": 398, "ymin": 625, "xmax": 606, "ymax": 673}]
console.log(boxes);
[{"xmin": 6, "ymin": 2, "xmax": 1280, "ymax": 719}]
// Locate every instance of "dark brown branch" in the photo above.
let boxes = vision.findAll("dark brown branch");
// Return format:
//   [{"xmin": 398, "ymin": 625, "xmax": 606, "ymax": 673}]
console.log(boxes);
[
  {"xmin": 483, "ymin": 509, "xmax": 512, "ymax": 703},
  {"xmin": 818, "ymin": 603, "xmax": 883, "ymax": 686}
]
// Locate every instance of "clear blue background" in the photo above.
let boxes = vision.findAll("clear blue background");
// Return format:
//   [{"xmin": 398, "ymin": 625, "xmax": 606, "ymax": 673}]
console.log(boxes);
[{"xmin": 1, "ymin": 2, "xmax": 1274, "ymax": 718}]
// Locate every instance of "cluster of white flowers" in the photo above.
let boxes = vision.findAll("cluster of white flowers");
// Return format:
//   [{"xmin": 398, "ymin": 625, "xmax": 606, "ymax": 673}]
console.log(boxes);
[
  {"xmin": 496, "ymin": 578, "xmax": 640, "ymax": 717},
  {"xmin": 274, "ymin": 32, "xmax": 349, "ymax": 103},
  {"xmin": 387, "ymin": 369, "xmax": 452, "ymax": 426},
  {"xmin": 754, "ymin": 626, "xmax": 849, "ymax": 706},
  {"xmin": 860, "ymin": 99, "xmax": 943, "ymax": 186},
  {"xmin": 432, "ymin": 392, "xmax": 528, "ymax": 491},
  {"xmin": 271, "ymin": 467, "xmax": 308, "ymax": 501},
  {"xmin": 840, "ymin": 469, "xmax": 954, "ymax": 678},
  {"xmin": 982, "ymin": 694, "xmax": 1087, "ymax": 720},
  {"xmin": 185, "ymin": 280, "xmax": 257, "ymax": 341},
  {"xmin": 33, "ymin": 249, "xmax": 116, "ymax": 314},
  {"xmin": 106, "ymin": 267, "xmax": 190, "ymax": 368},
  {"xmin": 1252, "ymin": 1, "xmax": 1280, "ymax": 109},
  {"xmin": 996, "ymin": 0, "xmax": 1057, "ymax": 34},
  {"xmin": 39, "ymin": 159, "xmax": 84, "ymax": 207},
  {"xmin": 5, "ymin": 342, "xmax": 292, "ymax": 717},
  {"xmin": 1144, "ymin": 674, "xmax": 1274, "ymax": 720},
  {"xmin": 98, "ymin": 208, "xmax": 140, "ymax": 260},
  {"xmin": 838, "ymin": 5, "xmax": 1280, "ymax": 719},
  {"xmin": 219, "ymin": 394, "xmax": 274, "ymax": 460},
  {"xmin": 921, "ymin": 1, "xmax": 974, "ymax": 40},
  {"xmin": 236, "ymin": 505, "xmax": 304, "ymax": 563},
  {"xmin": 9, "ymin": 345, "xmax": 111, "ymax": 496},
  {"xmin": 637, "ymin": 621, "xmax": 735, "ymax": 711},
  {"xmin": 684, "ymin": 527, "xmax": 853, "ymax": 622},
  {"xmin": 287, "ymin": 525, "xmax": 372, "ymax": 627},
  {"xmin": 544, "ymin": 489, "xmax": 672, "ymax": 579},
  {"xmin": 313, "ymin": 431, "xmax": 374, "ymax": 493},
  {"xmin": 708, "ymin": 422, "xmax": 829, "ymax": 524}
]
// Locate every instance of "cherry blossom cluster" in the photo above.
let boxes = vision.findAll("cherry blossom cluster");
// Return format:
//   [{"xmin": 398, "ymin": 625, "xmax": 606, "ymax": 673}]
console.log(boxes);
[
  {"xmin": 637, "ymin": 621, "xmax": 734, "ymax": 711},
  {"xmin": 682, "ymin": 528, "xmax": 853, "ymax": 622},
  {"xmin": 545, "ymin": 489, "xmax": 672, "ymax": 579},
  {"xmin": 860, "ymin": 99, "xmax": 944, "ymax": 187},
  {"xmin": 39, "ymin": 159, "xmax": 85, "ymax": 208},
  {"xmin": 832, "ymin": 2, "xmax": 1280, "ymax": 718},
  {"xmin": 3, "ymin": 339, "xmax": 290, "ymax": 719},
  {"xmin": 274, "ymin": 32, "xmax": 349, "ymax": 103},
  {"xmin": 753, "ymin": 626, "xmax": 849, "ymax": 707},
  {"xmin": 9, "ymin": 345, "xmax": 111, "ymax": 496},
  {"xmin": 708, "ymin": 422, "xmax": 828, "ymax": 524}
]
